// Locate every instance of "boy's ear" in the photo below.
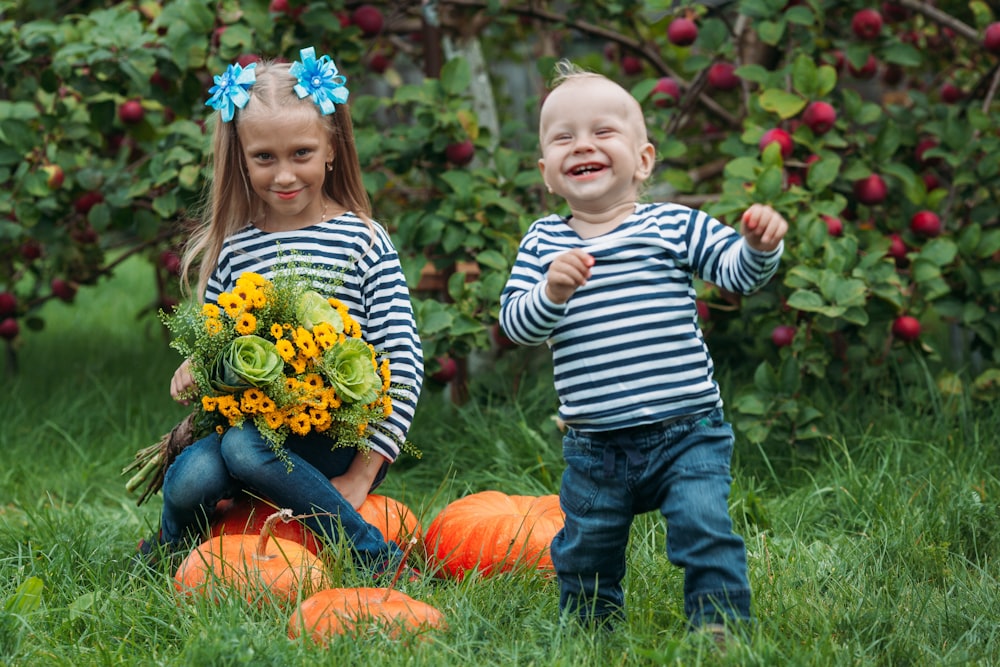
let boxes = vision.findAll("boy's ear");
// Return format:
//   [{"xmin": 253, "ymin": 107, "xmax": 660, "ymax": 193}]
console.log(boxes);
[
  {"xmin": 635, "ymin": 142, "xmax": 656, "ymax": 181},
  {"xmin": 538, "ymin": 157, "xmax": 549, "ymax": 190}
]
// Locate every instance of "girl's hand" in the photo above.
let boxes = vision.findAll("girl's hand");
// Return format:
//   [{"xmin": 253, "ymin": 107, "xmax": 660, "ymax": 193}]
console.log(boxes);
[
  {"xmin": 741, "ymin": 204, "xmax": 788, "ymax": 252},
  {"xmin": 545, "ymin": 249, "xmax": 595, "ymax": 304},
  {"xmin": 330, "ymin": 451, "xmax": 388, "ymax": 510},
  {"xmin": 170, "ymin": 358, "xmax": 197, "ymax": 405}
]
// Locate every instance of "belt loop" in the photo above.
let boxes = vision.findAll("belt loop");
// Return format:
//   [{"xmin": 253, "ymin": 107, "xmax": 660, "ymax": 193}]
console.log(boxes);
[{"xmin": 602, "ymin": 446, "xmax": 615, "ymax": 478}]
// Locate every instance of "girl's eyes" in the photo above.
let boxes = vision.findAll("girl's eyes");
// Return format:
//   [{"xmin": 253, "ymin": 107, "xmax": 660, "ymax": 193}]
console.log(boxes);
[{"xmin": 251, "ymin": 149, "xmax": 313, "ymax": 161}]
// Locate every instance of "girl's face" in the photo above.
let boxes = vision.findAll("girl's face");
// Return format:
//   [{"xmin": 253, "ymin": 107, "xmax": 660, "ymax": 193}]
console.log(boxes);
[{"xmin": 238, "ymin": 107, "xmax": 334, "ymax": 231}]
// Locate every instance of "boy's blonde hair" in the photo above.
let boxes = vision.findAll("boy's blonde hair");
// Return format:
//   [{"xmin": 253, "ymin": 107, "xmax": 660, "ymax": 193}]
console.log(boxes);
[
  {"xmin": 181, "ymin": 59, "xmax": 373, "ymax": 299},
  {"xmin": 548, "ymin": 58, "xmax": 607, "ymax": 89}
]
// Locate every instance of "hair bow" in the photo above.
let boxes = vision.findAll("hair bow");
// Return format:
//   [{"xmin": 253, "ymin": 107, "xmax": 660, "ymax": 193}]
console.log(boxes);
[
  {"xmin": 289, "ymin": 47, "xmax": 349, "ymax": 115},
  {"xmin": 205, "ymin": 63, "xmax": 257, "ymax": 122}
]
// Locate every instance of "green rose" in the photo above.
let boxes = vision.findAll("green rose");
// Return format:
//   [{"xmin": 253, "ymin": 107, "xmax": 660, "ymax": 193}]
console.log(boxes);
[
  {"xmin": 295, "ymin": 290, "xmax": 344, "ymax": 333},
  {"xmin": 210, "ymin": 335, "xmax": 284, "ymax": 393},
  {"xmin": 320, "ymin": 337, "xmax": 381, "ymax": 404}
]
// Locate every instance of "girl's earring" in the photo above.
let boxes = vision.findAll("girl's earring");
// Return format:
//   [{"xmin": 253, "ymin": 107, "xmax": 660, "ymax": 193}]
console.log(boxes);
[{"xmin": 325, "ymin": 162, "xmax": 333, "ymax": 172}]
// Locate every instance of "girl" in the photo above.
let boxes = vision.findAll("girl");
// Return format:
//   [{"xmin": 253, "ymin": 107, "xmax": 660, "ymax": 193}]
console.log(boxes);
[{"xmin": 137, "ymin": 48, "xmax": 424, "ymax": 575}]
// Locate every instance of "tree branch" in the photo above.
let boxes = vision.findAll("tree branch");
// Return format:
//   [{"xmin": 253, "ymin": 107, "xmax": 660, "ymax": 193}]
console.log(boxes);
[{"xmin": 895, "ymin": 0, "xmax": 977, "ymax": 41}]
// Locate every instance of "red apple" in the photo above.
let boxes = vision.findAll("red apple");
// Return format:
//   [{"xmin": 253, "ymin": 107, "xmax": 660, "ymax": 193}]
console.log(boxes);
[
  {"xmin": 20, "ymin": 239, "xmax": 42, "ymax": 261},
  {"xmin": 160, "ymin": 250, "xmax": 182, "ymax": 275},
  {"xmin": 851, "ymin": 9, "xmax": 883, "ymax": 40},
  {"xmin": 150, "ymin": 70, "xmax": 171, "ymax": 92},
  {"xmin": 821, "ymin": 215, "xmax": 843, "ymax": 237},
  {"xmin": 42, "ymin": 164, "xmax": 64, "ymax": 189},
  {"xmin": 922, "ymin": 172, "xmax": 941, "ymax": 191},
  {"xmin": 269, "ymin": 0, "xmax": 304, "ymax": 19},
  {"xmin": 985, "ymin": 22, "xmax": 1000, "ymax": 55},
  {"xmin": 667, "ymin": 17, "xmax": 698, "ymax": 46},
  {"xmin": 771, "ymin": 325, "xmax": 796, "ymax": 348},
  {"xmin": 759, "ymin": 128, "xmax": 793, "ymax": 159},
  {"xmin": 853, "ymin": 174, "xmax": 887, "ymax": 205},
  {"xmin": 910, "ymin": 210, "xmax": 941, "ymax": 238},
  {"xmin": 118, "ymin": 99, "xmax": 144, "ymax": 124},
  {"xmin": 802, "ymin": 101, "xmax": 836, "ymax": 134},
  {"xmin": 848, "ymin": 54, "xmax": 878, "ymax": 79},
  {"xmin": 914, "ymin": 138, "xmax": 938, "ymax": 166},
  {"xmin": 74, "ymin": 191, "xmax": 104, "ymax": 215},
  {"xmin": 652, "ymin": 77, "xmax": 681, "ymax": 108},
  {"xmin": 892, "ymin": 315, "xmax": 921, "ymax": 342},
  {"xmin": 351, "ymin": 4, "xmax": 384, "ymax": 36},
  {"xmin": 235, "ymin": 53, "xmax": 260, "ymax": 68},
  {"xmin": 940, "ymin": 83, "xmax": 963, "ymax": 104},
  {"xmin": 445, "ymin": 140, "xmax": 475, "ymax": 167},
  {"xmin": 881, "ymin": 63, "xmax": 905, "ymax": 86},
  {"xmin": 0, "ymin": 318, "xmax": 18, "ymax": 341},
  {"xmin": 51, "ymin": 278, "xmax": 77, "ymax": 303},
  {"xmin": 430, "ymin": 356, "xmax": 458, "ymax": 383},
  {"xmin": 621, "ymin": 55, "xmax": 642, "ymax": 75},
  {"xmin": 707, "ymin": 62, "xmax": 739, "ymax": 91},
  {"xmin": 887, "ymin": 233, "xmax": 908, "ymax": 263},
  {"xmin": 0, "ymin": 292, "xmax": 16, "ymax": 316},
  {"xmin": 696, "ymin": 300, "xmax": 710, "ymax": 321},
  {"xmin": 367, "ymin": 51, "xmax": 393, "ymax": 74}
]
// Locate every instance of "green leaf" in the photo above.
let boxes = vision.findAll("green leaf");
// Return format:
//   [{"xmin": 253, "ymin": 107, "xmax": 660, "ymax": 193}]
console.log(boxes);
[
  {"xmin": 475, "ymin": 250, "xmax": 508, "ymax": 271},
  {"xmin": 758, "ymin": 89, "xmax": 807, "ymax": 119},
  {"xmin": 441, "ymin": 57, "xmax": 471, "ymax": 97},
  {"xmin": 786, "ymin": 289, "xmax": 825, "ymax": 312},
  {"xmin": 4, "ymin": 577, "xmax": 43, "ymax": 614},
  {"xmin": 755, "ymin": 164, "xmax": 785, "ymax": 201},
  {"xmin": 918, "ymin": 238, "xmax": 958, "ymax": 266},
  {"xmin": 806, "ymin": 155, "xmax": 841, "ymax": 192}
]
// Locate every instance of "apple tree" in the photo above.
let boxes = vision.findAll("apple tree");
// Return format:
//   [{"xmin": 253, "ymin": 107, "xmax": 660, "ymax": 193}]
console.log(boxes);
[{"xmin": 2, "ymin": 0, "xmax": 999, "ymax": 450}]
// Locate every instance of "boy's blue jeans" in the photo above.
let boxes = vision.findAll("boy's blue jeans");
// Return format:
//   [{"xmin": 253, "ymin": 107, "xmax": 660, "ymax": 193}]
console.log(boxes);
[
  {"xmin": 159, "ymin": 422, "xmax": 400, "ymax": 568},
  {"xmin": 550, "ymin": 408, "xmax": 751, "ymax": 628}
]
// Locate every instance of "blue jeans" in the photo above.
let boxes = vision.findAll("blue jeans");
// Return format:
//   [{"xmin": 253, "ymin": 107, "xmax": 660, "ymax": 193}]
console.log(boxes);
[
  {"xmin": 550, "ymin": 408, "xmax": 751, "ymax": 627},
  {"xmin": 159, "ymin": 422, "xmax": 400, "ymax": 569}
]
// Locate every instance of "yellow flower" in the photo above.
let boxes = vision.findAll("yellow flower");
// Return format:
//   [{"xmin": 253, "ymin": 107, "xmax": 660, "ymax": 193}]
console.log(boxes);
[
  {"xmin": 313, "ymin": 322, "xmax": 336, "ymax": 350},
  {"xmin": 309, "ymin": 408, "xmax": 331, "ymax": 429},
  {"xmin": 201, "ymin": 303, "xmax": 220, "ymax": 318},
  {"xmin": 263, "ymin": 410, "xmax": 284, "ymax": 430},
  {"xmin": 276, "ymin": 339, "xmax": 296, "ymax": 362},
  {"xmin": 232, "ymin": 285, "xmax": 252, "ymax": 306},
  {"xmin": 202, "ymin": 396, "xmax": 218, "ymax": 411},
  {"xmin": 215, "ymin": 425, "xmax": 225, "ymax": 435},
  {"xmin": 382, "ymin": 394, "xmax": 393, "ymax": 417},
  {"xmin": 241, "ymin": 388, "xmax": 264, "ymax": 413},
  {"xmin": 302, "ymin": 373, "xmax": 324, "ymax": 391},
  {"xmin": 218, "ymin": 292, "xmax": 244, "ymax": 318},
  {"xmin": 357, "ymin": 421, "xmax": 368, "ymax": 435},
  {"xmin": 380, "ymin": 358, "xmax": 391, "ymax": 391},
  {"xmin": 236, "ymin": 272, "xmax": 267, "ymax": 288},
  {"xmin": 270, "ymin": 323, "xmax": 285, "ymax": 339},
  {"xmin": 324, "ymin": 388, "xmax": 341, "ymax": 409},
  {"xmin": 288, "ymin": 412, "xmax": 311, "ymax": 436},
  {"xmin": 246, "ymin": 287, "xmax": 267, "ymax": 309},
  {"xmin": 235, "ymin": 312, "xmax": 257, "ymax": 335},
  {"xmin": 293, "ymin": 327, "xmax": 318, "ymax": 358},
  {"xmin": 258, "ymin": 395, "xmax": 276, "ymax": 413},
  {"xmin": 205, "ymin": 318, "xmax": 223, "ymax": 336},
  {"xmin": 289, "ymin": 354, "xmax": 308, "ymax": 374}
]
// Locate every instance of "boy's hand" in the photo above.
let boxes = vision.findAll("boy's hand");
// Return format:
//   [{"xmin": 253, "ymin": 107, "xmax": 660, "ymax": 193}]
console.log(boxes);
[
  {"xmin": 741, "ymin": 204, "xmax": 788, "ymax": 252},
  {"xmin": 545, "ymin": 249, "xmax": 595, "ymax": 304},
  {"xmin": 330, "ymin": 451, "xmax": 388, "ymax": 510}
]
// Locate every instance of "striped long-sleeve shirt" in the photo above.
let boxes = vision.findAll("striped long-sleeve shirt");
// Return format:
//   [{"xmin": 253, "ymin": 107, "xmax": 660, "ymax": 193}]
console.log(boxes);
[
  {"xmin": 499, "ymin": 202, "xmax": 782, "ymax": 432},
  {"xmin": 205, "ymin": 213, "xmax": 423, "ymax": 461}
]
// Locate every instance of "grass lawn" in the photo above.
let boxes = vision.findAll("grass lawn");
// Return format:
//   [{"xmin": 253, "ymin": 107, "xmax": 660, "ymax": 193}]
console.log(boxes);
[{"xmin": 2, "ymin": 257, "xmax": 999, "ymax": 666}]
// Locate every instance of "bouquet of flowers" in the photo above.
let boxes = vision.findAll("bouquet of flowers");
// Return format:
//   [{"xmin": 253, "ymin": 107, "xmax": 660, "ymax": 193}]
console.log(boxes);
[{"xmin": 124, "ymin": 268, "xmax": 396, "ymax": 505}]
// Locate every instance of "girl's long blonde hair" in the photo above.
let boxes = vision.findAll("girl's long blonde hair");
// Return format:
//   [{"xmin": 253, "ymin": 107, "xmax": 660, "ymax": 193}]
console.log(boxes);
[{"xmin": 180, "ymin": 58, "xmax": 373, "ymax": 300}]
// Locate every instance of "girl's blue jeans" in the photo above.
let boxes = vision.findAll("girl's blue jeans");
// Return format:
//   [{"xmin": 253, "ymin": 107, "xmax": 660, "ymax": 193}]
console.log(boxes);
[
  {"xmin": 159, "ymin": 422, "xmax": 401, "ymax": 569},
  {"xmin": 550, "ymin": 408, "xmax": 752, "ymax": 628}
]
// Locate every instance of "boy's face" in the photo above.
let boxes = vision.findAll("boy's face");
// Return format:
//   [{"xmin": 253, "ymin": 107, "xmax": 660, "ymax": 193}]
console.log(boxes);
[
  {"xmin": 538, "ymin": 77, "xmax": 654, "ymax": 217},
  {"xmin": 238, "ymin": 106, "xmax": 334, "ymax": 231}
]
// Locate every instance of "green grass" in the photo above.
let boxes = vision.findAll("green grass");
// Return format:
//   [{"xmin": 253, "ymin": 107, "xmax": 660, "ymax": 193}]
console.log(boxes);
[{"xmin": 2, "ymin": 257, "xmax": 1000, "ymax": 665}]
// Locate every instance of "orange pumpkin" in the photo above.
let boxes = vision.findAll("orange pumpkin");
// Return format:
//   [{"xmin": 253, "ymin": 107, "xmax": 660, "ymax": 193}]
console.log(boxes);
[
  {"xmin": 175, "ymin": 512, "xmax": 325, "ymax": 605},
  {"xmin": 288, "ymin": 587, "xmax": 445, "ymax": 642},
  {"xmin": 211, "ymin": 494, "xmax": 322, "ymax": 555},
  {"xmin": 424, "ymin": 490, "xmax": 564, "ymax": 579},
  {"xmin": 358, "ymin": 493, "xmax": 422, "ymax": 547}
]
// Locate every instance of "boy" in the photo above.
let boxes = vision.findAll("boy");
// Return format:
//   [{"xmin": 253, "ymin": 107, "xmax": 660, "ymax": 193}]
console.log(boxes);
[{"xmin": 499, "ymin": 62, "xmax": 787, "ymax": 633}]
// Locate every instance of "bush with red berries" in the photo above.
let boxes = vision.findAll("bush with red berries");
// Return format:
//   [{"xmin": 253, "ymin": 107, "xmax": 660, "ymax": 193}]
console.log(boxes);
[{"xmin": 2, "ymin": 1, "xmax": 999, "ymax": 449}]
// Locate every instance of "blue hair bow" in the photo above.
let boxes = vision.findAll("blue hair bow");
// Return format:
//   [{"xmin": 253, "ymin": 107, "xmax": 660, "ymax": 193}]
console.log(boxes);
[
  {"xmin": 290, "ymin": 47, "xmax": 349, "ymax": 115},
  {"xmin": 205, "ymin": 62, "xmax": 257, "ymax": 122}
]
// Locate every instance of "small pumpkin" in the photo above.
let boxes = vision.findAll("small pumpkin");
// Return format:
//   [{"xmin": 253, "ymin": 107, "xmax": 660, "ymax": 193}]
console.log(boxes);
[
  {"xmin": 288, "ymin": 587, "xmax": 446, "ymax": 642},
  {"xmin": 175, "ymin": 511, "xmax": 325, "ymax": 605},
  {"xmin": 211, "ymin": 494, "xmax": 322, "ymax": 555},
  {"xmin": 358, "ymin": 493, "xmax": 422, "ymax": 547},
  {"xmin": 424, "ymin": 490, "xmax": 564, "ymax": 579}
]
